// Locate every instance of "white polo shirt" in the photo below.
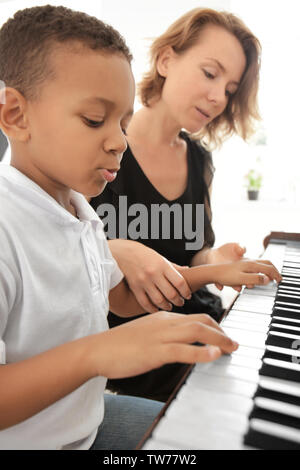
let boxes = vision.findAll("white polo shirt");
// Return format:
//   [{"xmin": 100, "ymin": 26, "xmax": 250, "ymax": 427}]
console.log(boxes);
[{"xmin": 0, "ymin": 163, "xmax": 123, "ymax": 450}]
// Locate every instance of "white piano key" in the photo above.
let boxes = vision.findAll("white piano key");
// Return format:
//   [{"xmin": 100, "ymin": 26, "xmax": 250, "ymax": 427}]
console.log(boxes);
[
  {"xmin": 266, "ymin": 344, "xmax": 300, "ymax": 358},
  {"xmin": 235, "ymin": 300, "xmax": 275, "ymax": 310},
  {"xmin": 232, "ymin": 344, "xmax": 265, "ymax": 359},
  {"xmin": 176, "ymin": 386, "xmax": 253, "ymax": 416},
  {"xmin": 271, "ymin": 323, "xmax": 300, "ymax": 333},
  {"xmin": 223, "ymin": 326, "xmax": 267, "ymax": 348},
  {"xmin": 142, "ymin": 438, "xmax": 182, "ymax": 451},
  {"xmin": 249, "ymin": 418, "xmax": 300, "ymax": 445},
  {"xmin": 198, "ymin": 362, "xmax": 260, "ymax": 384},
  {"xmin": 232, "ymin": 304, "xmax": 273, "ymax": 314},
  {"xmin": 269, "ymin": 330, "xmax": 300, "ymax": 341},
  {"xmin": 152, "ymin": 414, "xmax": 247, "ymax": 450},
  {"xmin": 272, "ymin": 316, "xmax": 300, "ymax": 325},
  {"xmin": 225, "ymin": 311, "xmax": 271, "ymax": 324},
  {"xmin": 254, "ymin": 397, "xmax": 300, "ymax": 419},
  {"xmin": 165, "ymin": 398, "xmax": 249, "ymax": 436},
  {"xmin": 186, "ymin": 368, "xmax": 257, "ymax": 398},
  {"xmin": 263, "ymin": 357, "xmax": 300, "ymax": 372},
  {"xmin": 235, "ymin": 293, "xmax": 276, "ymax": 303},
  {"xmin": 278, "ymin": 286, "xmax": 300, "ymax": 293},
  {"xmin": 276, "ymin": 301, "xmax": 300, "ymax": 309},
  {"xmin": 259, "ymin": 376, "xmax": 300, "ymax": 397},
  {"xmin": 217, "ymin": 353, "xmax": 262, "ymax": 370},
  {"xmin": 223, "ymin": 319, "xmax": 270, "ymax": 334},
  {"xmin": 230, "ymin": 308, "xmax": 271, "ymax": 317},
  {"xmin": 281, "ymin": 278, "xmax": 300, "ymax": 284},
  {"xmin": 273, "ymin": 306, "xmax": 300, "ymax": 314}
]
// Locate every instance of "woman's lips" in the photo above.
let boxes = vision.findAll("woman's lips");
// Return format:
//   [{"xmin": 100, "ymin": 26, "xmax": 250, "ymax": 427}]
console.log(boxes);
[
  {"xmin": 195, "ymin": 107, "xmax": 210, "ymax": 119},
  {"xmin": 100, "ymin": 169, "xmax": 118, "ymax": 183}
]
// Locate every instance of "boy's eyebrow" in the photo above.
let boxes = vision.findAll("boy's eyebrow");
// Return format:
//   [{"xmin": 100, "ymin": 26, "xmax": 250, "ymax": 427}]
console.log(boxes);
[{"xmin": 81, "ymin": 96, "xmax": 134, "ymax": 116}]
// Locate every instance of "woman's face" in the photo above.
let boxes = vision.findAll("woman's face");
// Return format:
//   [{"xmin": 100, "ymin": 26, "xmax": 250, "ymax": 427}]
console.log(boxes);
[{"xmin": 158, "ymin": 24, "xmax": 246, "ymax": 133}]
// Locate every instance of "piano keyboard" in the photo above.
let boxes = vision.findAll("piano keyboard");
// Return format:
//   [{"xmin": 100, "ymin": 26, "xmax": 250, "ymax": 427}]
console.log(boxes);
[{"xmin": 142, "ymin": 239, "xmax": 300, "ymax": 450}]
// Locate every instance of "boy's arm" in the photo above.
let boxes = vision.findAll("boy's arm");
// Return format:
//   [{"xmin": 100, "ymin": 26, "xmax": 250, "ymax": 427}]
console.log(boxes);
[
  {"xmin": 0, "ymin": 312, "xmax": 238, "ymax": 431},
  {"xmin": 109, "ymin": 259, "xmax": 282, "ymax": 317}
]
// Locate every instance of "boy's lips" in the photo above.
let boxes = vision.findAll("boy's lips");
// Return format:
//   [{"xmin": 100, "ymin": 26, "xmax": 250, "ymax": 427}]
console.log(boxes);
[{"xmin": 99, "ymin": 168, "xmax": 119, "ymax": 183}]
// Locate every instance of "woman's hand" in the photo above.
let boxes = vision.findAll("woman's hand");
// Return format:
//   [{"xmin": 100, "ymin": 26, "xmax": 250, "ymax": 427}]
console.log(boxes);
[
  {"xmin": 91, "ymin": 312, "xmax": 239, "ymax": 379},
  {"xmin": 108, "ymin": 239, "xmax": 192, "ymax": 313}
]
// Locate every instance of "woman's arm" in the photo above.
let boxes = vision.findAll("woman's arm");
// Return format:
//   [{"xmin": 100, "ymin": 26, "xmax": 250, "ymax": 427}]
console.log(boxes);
[
  {"xmin": 109, "ymin": 258, "xmax": 282, "ymax": 317},
  {"xmin": 109, "ymin": 239, "xmax": 191, "ymax": 313}
]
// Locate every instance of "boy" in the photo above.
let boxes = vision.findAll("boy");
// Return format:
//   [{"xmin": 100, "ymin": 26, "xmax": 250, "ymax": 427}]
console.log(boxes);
[{"xmin": 0, "ymin": 6, "xmax": 280, "ymax": 450}]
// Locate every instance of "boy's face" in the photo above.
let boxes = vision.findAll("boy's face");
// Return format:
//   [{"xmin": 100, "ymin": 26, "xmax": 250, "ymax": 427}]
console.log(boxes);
[{"xmin": 23, "ymin": 45, "xmax": 135, "ymax": 199}]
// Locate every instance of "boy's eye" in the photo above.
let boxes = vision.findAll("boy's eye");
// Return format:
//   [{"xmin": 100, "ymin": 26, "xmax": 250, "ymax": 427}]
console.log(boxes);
[{"xmin": 83, "ymin": 117, "xmax": 104, "ymax": 128}]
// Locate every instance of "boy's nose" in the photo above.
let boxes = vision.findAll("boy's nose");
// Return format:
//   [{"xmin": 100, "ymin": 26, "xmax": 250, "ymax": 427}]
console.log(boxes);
[{"xmin": 104, "ymin": 130, "xmax": 127, "ymax": 156}]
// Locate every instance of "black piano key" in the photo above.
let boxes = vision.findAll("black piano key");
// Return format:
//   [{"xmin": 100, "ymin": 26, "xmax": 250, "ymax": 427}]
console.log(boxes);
[
  {"xmin": 275, "ymin": 301, "xmax": 300, "ymax": 310},
  {"xmin": 276, "ymin": 295, "xmax": 300, "ymax": 304},
  {"xmin": 264, "ymin": 349, "xmax": 292, "ymax": 362},
  {"xmin": 254, "ymin": 386, "xmax": 300, "ymax": 407},
  {"xmin": 244, "ymin": 427, "xmax": 300, "ymax": 450},
  {"xmin": 272, "ymin": 308, "xmax": 300, "ymax": 321},
  {"xmin": 270, "ymin": 325, "xmax": 300, "ymax": 335},
  {"xmin": 249, "ymin": 406, "xmax": 300, "ymax": 430},
  {"xmin": 260, "ymin": 361, "xmax": 300, "ymax": 383},
  {"xmin": 266, "ymin": 333, "xmax": 300, "ymax": 349},
  {"xmin": 264, "ymin": 349, "xmax": 300, "ymax": 364},
  {"xmin": 271, "ymin": 318, "xmax": 300, "ymax": 328}
]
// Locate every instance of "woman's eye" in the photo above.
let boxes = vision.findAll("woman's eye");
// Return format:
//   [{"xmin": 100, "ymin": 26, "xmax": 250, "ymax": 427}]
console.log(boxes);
[
  {"xmin": 203, "ymin": 69, "xmax": 215, "ymax": 79},
  {"xmin": 122, "ymin": 128, "xmax": 128, "ymax": 136},
  {"xmin": 84, "ymin": 118, "xmax": 104, "ymax": 128}
]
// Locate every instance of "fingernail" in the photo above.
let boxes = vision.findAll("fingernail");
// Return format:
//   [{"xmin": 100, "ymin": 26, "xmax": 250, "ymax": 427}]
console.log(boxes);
[{"xmin": 232, "ymin": 341, "xmax": 239, "ymax": 350}]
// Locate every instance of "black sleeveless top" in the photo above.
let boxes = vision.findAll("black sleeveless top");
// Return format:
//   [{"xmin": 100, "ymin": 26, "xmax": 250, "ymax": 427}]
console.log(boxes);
[{"xmin": 90, "ymin": 132, "xmax": 223, "ymax": 401}]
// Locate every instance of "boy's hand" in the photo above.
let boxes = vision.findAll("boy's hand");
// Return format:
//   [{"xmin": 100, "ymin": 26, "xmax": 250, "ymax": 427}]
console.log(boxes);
[
  {"xmin": 108, "ymin": 240, "xmax": 191, "ymax": 312},
  {"xmin": 214, "ymin": 259, "xmax": 282, "ymax": 292},
  {"xmin": 207, "ymin": 242, "xmax": 246, "ymax": 265},
  {"xmin": 90, "ymin": 312, "xmax": 238, "ymax": 379}
]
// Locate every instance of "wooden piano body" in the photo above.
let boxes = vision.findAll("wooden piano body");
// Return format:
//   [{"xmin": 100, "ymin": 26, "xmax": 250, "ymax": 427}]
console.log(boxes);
[{"xmin": 138, "ymin": 232, "xmax": 300, "ymax": 450}]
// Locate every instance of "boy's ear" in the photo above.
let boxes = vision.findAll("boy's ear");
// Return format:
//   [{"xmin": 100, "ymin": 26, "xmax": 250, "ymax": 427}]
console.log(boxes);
[
  {"xmin": 0, "ymin": 87, "xmax": 30, "ymax": 142},
  {"xmin": 156, "ymin": 46, "xmax": 176, "ymax": 78}
]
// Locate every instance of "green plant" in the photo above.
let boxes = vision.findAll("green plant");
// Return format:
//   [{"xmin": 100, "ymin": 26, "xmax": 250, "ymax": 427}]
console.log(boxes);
[{"xmin": 244, "ymin": 169, "xmax": 262, "ymax": 190}]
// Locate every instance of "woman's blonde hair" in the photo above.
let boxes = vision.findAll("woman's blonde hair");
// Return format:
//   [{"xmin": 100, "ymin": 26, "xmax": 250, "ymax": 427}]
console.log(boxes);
[{"xmin": 138, "ymin": 8, "xmax": 261, "ymax": 148}]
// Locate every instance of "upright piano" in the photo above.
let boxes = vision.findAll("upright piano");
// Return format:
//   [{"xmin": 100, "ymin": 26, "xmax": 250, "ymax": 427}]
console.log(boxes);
[{"xmin": 139, "ymin": 232, "xmax": 300, "ymax": 450}]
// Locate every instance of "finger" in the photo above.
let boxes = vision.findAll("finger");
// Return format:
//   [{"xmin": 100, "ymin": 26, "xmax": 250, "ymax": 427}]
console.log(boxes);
[
  {"xmin": 232, "ymin": 286, "xmax": 242, "ymax": 292},
  {"xmin": 154, "ymin": 275, "xmax": 186, "ymax": 307},
  {"xmin": 215, "ymin": 283, "xmax": 224, "ymax": 291},
  {"xmin": 236, "ymin": 244, "xmax": 246, "ymax": 256},
  {"xmin": 241, "ymin": 272, "xmax": 270, "ymax": 286},
  {"xmin": 163, "ymin": 315, "xmax": 230, "ymax": 347},
  {"xmin": 163, "ymin": 343, "xmax": 223, "ymax": 364},
  {"xmin": 246, "ymin": 261, "xmax": 282, "ymax": 283},
  {"xmin": 144, "ymin": 283, "xmax": 173, "ymax": 311},
  {"xmin": 132, "ymin": 288, "xmax": 162, "ymax": 313},
  {"xmin": 172, "ymin": 263, "xmax": 189, "ymax": 270},
  {"xmin": 164, "ymin": 268, "xmax": 192, "ymax": 300}
]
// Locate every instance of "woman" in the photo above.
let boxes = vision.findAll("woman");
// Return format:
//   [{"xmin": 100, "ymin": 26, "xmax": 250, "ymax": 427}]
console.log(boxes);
[{"xmin": 91, "ymin": 8, "xmax": 261, "ymax": 401}]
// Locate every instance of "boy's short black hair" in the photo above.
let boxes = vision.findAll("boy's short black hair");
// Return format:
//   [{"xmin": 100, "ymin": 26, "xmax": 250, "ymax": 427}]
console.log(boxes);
[{"xmin": 0, "ymin": 4, "xmax": 132, "ymax": 100}]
